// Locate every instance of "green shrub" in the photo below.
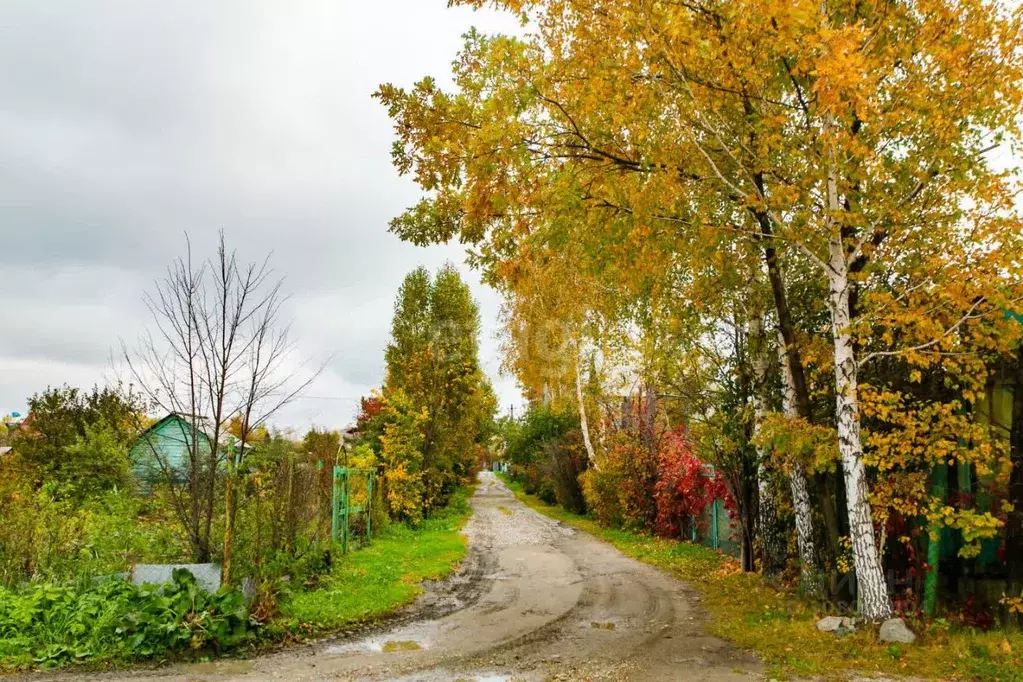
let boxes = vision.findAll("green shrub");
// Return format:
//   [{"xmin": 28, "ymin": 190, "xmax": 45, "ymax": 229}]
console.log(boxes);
[
  {"xmin": 503, "ymin": 405, "xmax": 579, "ymax": 468},
  {"xmin": 0, "ymin": 484, "xmax": 187, "ymax": 587},
  {"xmin": 0, "ymin": 569, "xmax": 249, "ymax": 670},
  {"xmin": 502, "ymin": 405, "xmax": 584, "ymax": 510},
  {"xmin": 10, "ymin": 385, "xmax": 143, "ymax": 497}
]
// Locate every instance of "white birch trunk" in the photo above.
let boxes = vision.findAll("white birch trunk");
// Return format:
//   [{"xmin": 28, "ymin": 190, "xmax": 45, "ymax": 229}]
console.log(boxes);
[
  {"xmin": 751, "ymin": 313, "xmax": 786, "ymax": 576},
  {"xmin": 777, "ymin": 330, "xmax": 824, "ymax": 596},
  {"xmin": 825, "ymin": 174, "xmax": 892, "ymax": 618},
  {"xmin": 575, "ymin": 352, "xmax": 598, "ymax": 470}
]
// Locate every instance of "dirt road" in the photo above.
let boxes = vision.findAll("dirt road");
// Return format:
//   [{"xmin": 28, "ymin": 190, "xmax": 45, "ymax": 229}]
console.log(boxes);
[{"xmin": 56, "ymin": 472, "xmax": 762, "ymax": 681}]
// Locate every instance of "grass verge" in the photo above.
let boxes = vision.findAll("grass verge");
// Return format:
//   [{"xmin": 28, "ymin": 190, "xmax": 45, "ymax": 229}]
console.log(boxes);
[
  {"xmin": 498, "ymin": 474, "xmax": 1022, "ymax": 682},
  {"xmin": 279, "ymin": 484, "xmax": 474, "ymax": 634}
]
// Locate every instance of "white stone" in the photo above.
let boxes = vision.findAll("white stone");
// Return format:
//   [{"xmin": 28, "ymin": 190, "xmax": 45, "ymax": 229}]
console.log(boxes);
[
  {"xmin": 816, "ymin": 616, "xmax": 843, "ymax": 632},
  {"xmin": 132, "ymin": 563, "xmax": 221, "ymax": 594},
  {"xmin": 879, "ymin": 617, "xmax": 917, "ymax": 644}
]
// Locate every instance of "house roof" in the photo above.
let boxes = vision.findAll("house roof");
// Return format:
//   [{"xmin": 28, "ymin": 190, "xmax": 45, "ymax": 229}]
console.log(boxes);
[
  {"xmin": 133, "ymin": 412, "xmax": 252, "ymax": 448},
  {"xmin": 0, "ymin": 446, "xmax": 11, "ymax": 456}
]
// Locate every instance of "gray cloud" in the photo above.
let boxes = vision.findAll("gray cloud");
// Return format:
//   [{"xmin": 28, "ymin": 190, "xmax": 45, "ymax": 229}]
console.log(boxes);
[{"xmin": 0, "ymin": 0, "xmax": 526, "ymax": 428}]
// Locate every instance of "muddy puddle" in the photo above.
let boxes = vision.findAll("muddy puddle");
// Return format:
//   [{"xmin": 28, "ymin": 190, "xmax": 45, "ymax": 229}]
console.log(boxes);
[{"xmin": 389, "ymin": 672, "xmax": 538, "ymax": 682}]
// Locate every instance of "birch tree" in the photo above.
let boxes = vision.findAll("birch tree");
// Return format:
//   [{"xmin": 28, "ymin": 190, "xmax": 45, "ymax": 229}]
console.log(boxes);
[
  {"xmin": 777, "ymin": 330, "xmax": 824, "ymax": 596},
  {"xmin": 379, "ymin": 0, "xmax": 1023, "ymax": 619}
]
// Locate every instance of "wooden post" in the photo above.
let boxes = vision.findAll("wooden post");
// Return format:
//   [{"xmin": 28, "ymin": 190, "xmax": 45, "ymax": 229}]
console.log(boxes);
[
  {"xmin": 222, "ymin": 439, "xmax": 236, "ymax": 586},
  {"xmin": 316, "ymin": 460, "xmax": 323, "ymax": 541}
]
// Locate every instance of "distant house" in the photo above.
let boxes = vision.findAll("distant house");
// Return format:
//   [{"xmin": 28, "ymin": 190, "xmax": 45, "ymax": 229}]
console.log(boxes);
[{"xmin": 130, "ymin": 413, "xmax": 215, "ymax": 483}]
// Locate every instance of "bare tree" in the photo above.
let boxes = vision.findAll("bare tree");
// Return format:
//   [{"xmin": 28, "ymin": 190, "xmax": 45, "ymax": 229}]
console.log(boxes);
[{"xmin": 124, "ymin": 232, "xmax": 318, "ymax": 568}]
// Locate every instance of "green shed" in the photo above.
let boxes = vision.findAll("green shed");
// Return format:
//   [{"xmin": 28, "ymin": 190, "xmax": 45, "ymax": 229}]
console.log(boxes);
[{"xmin": 130, "ymin": 413, "xmax": 214, "ymax": 484}]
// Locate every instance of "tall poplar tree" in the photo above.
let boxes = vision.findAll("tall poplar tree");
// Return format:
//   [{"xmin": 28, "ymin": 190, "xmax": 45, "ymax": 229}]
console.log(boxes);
[{"xmin": 384, "ymin": 265, "xmax": 497, "ymax": 510}]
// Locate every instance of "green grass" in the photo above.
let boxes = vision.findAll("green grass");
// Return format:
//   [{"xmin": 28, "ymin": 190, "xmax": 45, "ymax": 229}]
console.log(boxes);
[
  {"xmin": 498, "ymin": 474, "xmax": 1023, "ymax": 682},
  {"xmin": 280, "ymin": 485, "xmax": 473, "ymax": 632}
]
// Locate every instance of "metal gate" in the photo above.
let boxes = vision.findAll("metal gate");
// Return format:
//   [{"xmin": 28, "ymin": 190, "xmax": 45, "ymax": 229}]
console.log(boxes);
[{"xmin": 332, "ymin": 466, "xmax": 375, "ymax": 554}]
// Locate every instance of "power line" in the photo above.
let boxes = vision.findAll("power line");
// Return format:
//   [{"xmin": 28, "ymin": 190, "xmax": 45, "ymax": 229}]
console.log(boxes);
[{"xmin": 288, "ymin": 395, "xmax": 363, "ymax": 401}]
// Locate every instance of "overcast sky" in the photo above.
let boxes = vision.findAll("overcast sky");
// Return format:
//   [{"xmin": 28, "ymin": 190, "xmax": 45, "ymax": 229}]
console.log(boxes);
[{"xmin": 0, "ymin": 1, "xmax": 527, "ymax": 431}]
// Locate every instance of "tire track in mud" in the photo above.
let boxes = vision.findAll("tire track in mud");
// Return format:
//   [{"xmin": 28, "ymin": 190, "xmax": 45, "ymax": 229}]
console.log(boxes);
[
  {"xmin": 303, "ymin": 488, "xmax": 500, "ymax": 654},
  {"xmin": 409, "ymin": 516, "xmax": 496, "ymax": 622},
  {"xmin": 312, "ymin": 473, "xmax": 757, "ymax": 681}
]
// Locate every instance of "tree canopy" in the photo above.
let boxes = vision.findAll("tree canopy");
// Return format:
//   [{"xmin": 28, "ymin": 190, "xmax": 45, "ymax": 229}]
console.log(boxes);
[{"xmin": 380, "ymin": 0, "xmax": 1023, "ymax": 620}]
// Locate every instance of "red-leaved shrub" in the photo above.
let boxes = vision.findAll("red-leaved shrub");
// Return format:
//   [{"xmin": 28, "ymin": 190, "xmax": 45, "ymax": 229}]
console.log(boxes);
[{"xmin": 653, "ymin": 428, "xmax": 730, "ymax": 539}]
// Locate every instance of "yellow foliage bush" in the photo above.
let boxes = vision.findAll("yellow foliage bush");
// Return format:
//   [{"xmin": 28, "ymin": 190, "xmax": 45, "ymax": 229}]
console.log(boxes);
[
  {"xmin": 379, "ymin": 389, "xmax": 427, "ymax": 525},
  {"xmin": 579, "ymin": 468, "xmax": 623, "ymax": 528},
  {"xmin": 384, "ymin": 463, "xmax": 424, "ymax": 527}
]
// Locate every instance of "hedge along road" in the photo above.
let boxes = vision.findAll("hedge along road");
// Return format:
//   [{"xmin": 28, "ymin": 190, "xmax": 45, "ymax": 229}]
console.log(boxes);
[{"xmin": 57, "ymin": 472, "xmax": 762, "ymax": 681}]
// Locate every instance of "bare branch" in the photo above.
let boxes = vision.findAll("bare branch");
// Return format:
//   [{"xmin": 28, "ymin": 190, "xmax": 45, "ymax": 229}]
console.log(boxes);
[{"xmin": 121, "ymin": 231, "xmax": 320, "ymax": 562}]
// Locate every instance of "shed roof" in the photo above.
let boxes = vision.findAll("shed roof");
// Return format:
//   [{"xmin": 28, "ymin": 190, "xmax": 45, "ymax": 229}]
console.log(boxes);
[
  {"xmin": 135, "ymin": 413, "xmax": 212, "ymax": 441},
  {"xmin": 134, "ymin": 413, "xmax": 252, "ymax": 448}
]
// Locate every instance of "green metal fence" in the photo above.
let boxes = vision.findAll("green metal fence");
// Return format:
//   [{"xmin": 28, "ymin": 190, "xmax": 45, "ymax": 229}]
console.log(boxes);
[{"xmin": 699, "ymin": 497, "xmax": 739, "ymax": 556}]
